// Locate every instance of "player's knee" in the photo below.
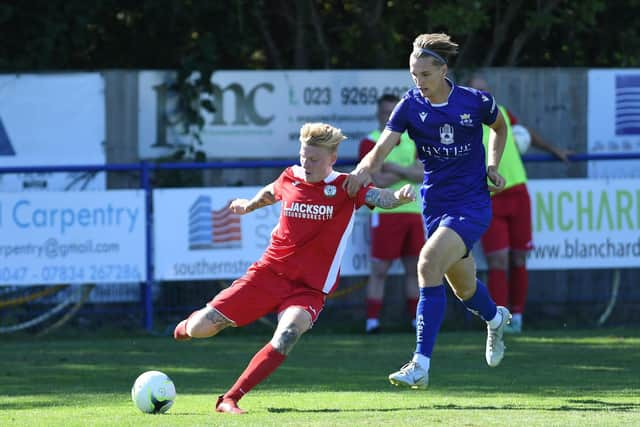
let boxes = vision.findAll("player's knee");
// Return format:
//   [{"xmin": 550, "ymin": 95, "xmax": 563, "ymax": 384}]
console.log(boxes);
[
  {"xmin": 486, "ymin": 251, "xmax": 509, "ymax": 270},
  {"xmin": 271, "ymin": 324, "xmax": 304, "ymax": 355},
  {"xmin": 418, "ymin": 258, "xmax": 444, "ymax": 283},
  {"xmin": 510, "ymin": 251, "xmax": 527, "ymax": 268}
]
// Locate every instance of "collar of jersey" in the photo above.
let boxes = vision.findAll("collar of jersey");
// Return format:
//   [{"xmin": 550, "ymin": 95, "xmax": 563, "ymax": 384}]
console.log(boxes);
[
  {"xmin": 425, "ymin": 77, "xmax": 454, "ymax": 107},
  {"xmin": 292, "ymin": 165, "xmax": 339, "ymax": 183}
]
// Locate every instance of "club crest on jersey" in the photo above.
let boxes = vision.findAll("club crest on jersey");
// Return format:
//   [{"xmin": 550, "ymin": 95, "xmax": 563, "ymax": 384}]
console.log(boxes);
[
  {"xmin": 459, "ymin": 113, "xmax": 473, "ymax": 127},
  {"xmin": 439, "ymin": 123, "xmax": 454, "ymax": 145},
  {"xmin": 324, "ymin": 185, "xmax": 337, "ymax": 197},
  {"xmin": 419, "ymin": 112, "xmax": 428, "ymax": 122}
]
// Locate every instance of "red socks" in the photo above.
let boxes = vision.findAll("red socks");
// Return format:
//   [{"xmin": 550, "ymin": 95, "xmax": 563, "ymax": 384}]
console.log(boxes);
[
  {"xmin": 487, "ymin": 269, "xmax": 508, "ymax": 307},
  {"xmin": 406, "ymin": 297, "xmax": 418, "ymax": 317},
  {"xmin": 366, "ymin": 299, "xmax": 383, "ymax": 319},
  {"xmin": 224, "ymin": 343, "xmax": 286, "ymax": 402},
  {"xmin": 509, "ymin": 266, "xmax": 528, "ymax": 314}
]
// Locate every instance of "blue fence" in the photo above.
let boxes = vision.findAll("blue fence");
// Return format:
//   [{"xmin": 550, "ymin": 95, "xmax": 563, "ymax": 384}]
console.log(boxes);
[{"xmin": 2, "ymin": 151, "xmax": 640, "ymax": 331}]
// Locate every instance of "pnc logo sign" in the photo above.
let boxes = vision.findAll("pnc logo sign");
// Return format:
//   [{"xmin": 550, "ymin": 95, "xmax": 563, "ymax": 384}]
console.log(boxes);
[
  {"xmin": 152, "ymin": 80, "xmax": 275, "ymax": 148},
  {"xmin": 0, "ymin": 117, "xmax": 16, "ymax": 156},
  {"xmin": 210, "ymin": 83, "xmax": 274, "ymax": 126}
]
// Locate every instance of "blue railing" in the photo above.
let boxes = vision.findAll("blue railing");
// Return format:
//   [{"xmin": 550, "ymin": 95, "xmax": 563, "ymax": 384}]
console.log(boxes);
[{"xmin": 2, "ymin": 151, "xmax": 640, "ymax": 331}]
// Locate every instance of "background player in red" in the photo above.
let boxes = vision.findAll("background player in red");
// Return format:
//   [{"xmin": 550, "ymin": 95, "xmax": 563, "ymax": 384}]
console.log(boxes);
[
  {"xmin": 468, "ymin": 75, "xmax": 571, "ymax": 334},
  {"xmin": 173, "ymin": 122, "xmax": 416, "ymax": 414},
  {"xmin": 359, "ymin": 94, "xmax": 425, "ymax": 333}
]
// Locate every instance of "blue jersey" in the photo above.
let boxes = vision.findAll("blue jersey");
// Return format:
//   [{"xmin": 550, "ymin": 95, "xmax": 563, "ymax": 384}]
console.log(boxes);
[{"xmin": 386, "ymin": 80, "xmax": 498, "ymax": 210}]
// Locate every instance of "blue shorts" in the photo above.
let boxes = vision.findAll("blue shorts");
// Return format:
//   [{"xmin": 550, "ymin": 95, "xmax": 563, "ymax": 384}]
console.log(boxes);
[{"xmin": 423, "ymin": 203, "xmax": 492, "ymax": 253}]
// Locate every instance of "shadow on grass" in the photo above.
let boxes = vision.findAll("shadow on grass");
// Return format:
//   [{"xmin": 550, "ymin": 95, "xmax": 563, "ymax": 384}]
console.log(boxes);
[{"xmin": 268, "ymin": 399, "xmax": 640, "ymax": 413}]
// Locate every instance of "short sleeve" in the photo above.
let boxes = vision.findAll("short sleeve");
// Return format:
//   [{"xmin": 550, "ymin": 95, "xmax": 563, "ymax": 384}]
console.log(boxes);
[
  {"xmin": 478, "ymin": 90, "xmax": 499, "ymax": 126},
  {"xmin": 272, "ymin": 168, "xmax": 290, "ymax": 201},
  {"xmin": 385, "ymin": 97, "xmax": 410, "ymax": 134}
]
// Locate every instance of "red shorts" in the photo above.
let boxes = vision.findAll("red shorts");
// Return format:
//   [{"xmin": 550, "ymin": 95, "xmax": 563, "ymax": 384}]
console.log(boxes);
[
  {"xmin": 481, "ymin": 184, "xmax": 533, "ymax": 254},
  {"xmin": 207, "ymin": 261, "xmax": 325, "ymax": 327},
  {"xmin": 370, "ymin": 213, "xmax": 425, "ymax": 260}
]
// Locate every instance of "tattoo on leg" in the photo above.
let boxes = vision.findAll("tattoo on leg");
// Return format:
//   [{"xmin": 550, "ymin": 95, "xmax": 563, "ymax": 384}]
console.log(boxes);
[
  {"xmin": 272, "ymin": 324, "xmax": 301, "ymax": 355},
  {"xmin": 205, "ymin": 309, "xmax": 232, "ymax": 332}
]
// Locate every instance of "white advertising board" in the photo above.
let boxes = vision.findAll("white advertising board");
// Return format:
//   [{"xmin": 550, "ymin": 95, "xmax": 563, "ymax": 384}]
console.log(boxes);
[
  {"xmin": 0, "ymin": 73, "xmax": 106, "ymax": 190},
  {"xmin": 474, "ymin": 179, "xmax": 640, "ymax": 270},
  {"xmin": 155, "ymin": 179, "xmax": 640, "ymax": 281},
  {"xmin": 153, "ymin": 186, "xmax": 376, "ymax": 281},
  {"xmin": 0, "ymin": 191, "xmax": 146, "ymax": 285},
  {"xmin": 587, "ymin": 69, "xmax": 640, "ymax": 178},
  {"xmin": 138, "ymin": 70, "xmax": 413, "ymax": 160}
]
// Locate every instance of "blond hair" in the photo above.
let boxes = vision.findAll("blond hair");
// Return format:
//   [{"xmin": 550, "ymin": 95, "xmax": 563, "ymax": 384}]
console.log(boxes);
[
  {"xmin": 299, "ymin": 122, "xmax": 346, "ymax": 152},
  {"xmin": 412, "ymin": 33, "xmax": 459, "ymax": 65}
]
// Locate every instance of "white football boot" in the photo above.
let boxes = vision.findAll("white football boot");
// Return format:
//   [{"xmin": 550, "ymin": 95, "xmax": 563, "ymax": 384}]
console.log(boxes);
[
  {"xmin": 486, "ymin": 306, "xmax": 512, "ymax": 367},
  {"xmin": 388, "ymin": 361, "xmax": 428, "ymax": 389}
]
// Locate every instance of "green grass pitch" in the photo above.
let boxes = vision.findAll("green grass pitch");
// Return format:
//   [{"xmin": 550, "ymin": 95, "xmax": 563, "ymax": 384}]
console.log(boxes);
[{"xmin": 1, "ymin": 328, "xmax": 639, "ymax": 426}]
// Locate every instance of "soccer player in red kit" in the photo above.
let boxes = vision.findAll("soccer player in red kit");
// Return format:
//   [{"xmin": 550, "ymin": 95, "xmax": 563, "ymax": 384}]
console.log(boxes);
[{"xmin": 173, "ymin": 122, "xmax": 416, "ymax": 414}]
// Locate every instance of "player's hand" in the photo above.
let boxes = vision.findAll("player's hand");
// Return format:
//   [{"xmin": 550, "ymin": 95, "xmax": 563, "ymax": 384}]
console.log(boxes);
[
  {"xmin": 229, "ymin": 198, "xmax": 251, "ymax": 214},
  {"xmin": 487, "ymin": 166, "xmax": 506, "ymax": 192},
  {"xmin": 344, "ymin": 168, "xmax": 372, "ymax": 197},
  {"xmin": 393, "ymin": 184, "xmax": 416, "ymax": 203},
  {"xmin": 554, "ymin": 148, "xmax": 574, "ymax": 165}
]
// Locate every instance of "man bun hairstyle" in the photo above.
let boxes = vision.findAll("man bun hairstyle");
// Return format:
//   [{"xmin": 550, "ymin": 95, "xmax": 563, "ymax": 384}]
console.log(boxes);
[
  {"xmin": 299, "ymin": 122, "xmax": 347, "ymax": 152},
  {"xmin": 412, "ymin": 33, "xmax": 459, "ymax": 66}
]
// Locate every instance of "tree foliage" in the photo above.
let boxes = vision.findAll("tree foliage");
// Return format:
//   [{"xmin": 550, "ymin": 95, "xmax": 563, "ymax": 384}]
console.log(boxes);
[{"xmin": 1, "ymin": 0, "xmax": 638, "ymax": 71}]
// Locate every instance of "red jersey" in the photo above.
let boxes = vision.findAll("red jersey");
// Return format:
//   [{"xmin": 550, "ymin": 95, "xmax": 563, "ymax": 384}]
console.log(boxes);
[{"xmin": 260, "ymin": 166, "xmax": 372, "ymax": 294}]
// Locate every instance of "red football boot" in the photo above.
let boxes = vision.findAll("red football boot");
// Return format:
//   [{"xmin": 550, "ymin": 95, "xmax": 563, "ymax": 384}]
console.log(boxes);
[
  {"xmin": 173, "ymin": 311, "xmax": 198, "ymax": 341},
  {"xmin": 215, "ymin": 395, "xmax": 247, "ymax": 414}
]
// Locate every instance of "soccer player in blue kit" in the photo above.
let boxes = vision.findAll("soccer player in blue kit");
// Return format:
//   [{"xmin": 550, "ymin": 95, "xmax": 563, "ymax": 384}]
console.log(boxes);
[{"xmin": 345, "ymin": 32, "xmax": 512, "ymax": 389}]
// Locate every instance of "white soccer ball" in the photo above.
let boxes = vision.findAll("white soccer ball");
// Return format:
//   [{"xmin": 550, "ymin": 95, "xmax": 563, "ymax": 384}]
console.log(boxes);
[
  {"xmin": 131, "ymin": 370, "xmax": 176, "ymax": 414},
  {"xmin": 511, "ymin": 124, "xmax": 531, "ymax": 154}
]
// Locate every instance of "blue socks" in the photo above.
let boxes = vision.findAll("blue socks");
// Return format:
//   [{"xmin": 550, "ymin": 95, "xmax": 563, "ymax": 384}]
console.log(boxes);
[
  {"xmin": 460, "ymin": 279, "xmax": 497, "ymax": 322},
  {"xmin": 414, "ymin": 285, "xmax": 446, "ymax": 358}
]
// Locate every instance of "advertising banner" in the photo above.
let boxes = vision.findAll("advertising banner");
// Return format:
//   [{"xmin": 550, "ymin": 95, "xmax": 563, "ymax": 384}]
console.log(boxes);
[
  {"xmin": 474, "ymin": 179, "xmax": 640, "ymax": 270},
  {"xmin": 0, "ymin": 191, "xmax": 146, "ymax": 285},
  {"xmin": 588, "ymin": 69, "xmax": 640, "ymax": 178},
  {"xmin": 156, "ymin": 179, "xmax": 640, "ymax": 281},
  {"xmin": 153, "ymin": 186, "xmax": 379, "ymax": 281},
  {"xmin": 0, "ymin": 73, "xmax": 106, "ymax": 191},
  {"xmin": 138, "ymin": 70, "xmax": 413, "ymax": 160}
]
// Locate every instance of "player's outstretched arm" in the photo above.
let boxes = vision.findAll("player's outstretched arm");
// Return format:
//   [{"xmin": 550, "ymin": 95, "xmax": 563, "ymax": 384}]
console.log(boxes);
[
  {"xmin": 229, "ymin": 182, "xmax": 276, "ymax": 215},
  {"xmin": 345, "ymin": 129, "xmax": 402, "ymax": 196},
  {"xmin": 365, "ymin": 183, "xmax": 416, "ymax": 209}
]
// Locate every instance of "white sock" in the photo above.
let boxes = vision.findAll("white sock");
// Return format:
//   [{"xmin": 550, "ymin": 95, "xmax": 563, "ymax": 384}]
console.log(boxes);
[
  {"xmin": 511, "ymin": 313, "xmax": 522, "ymax": 324},
  {"xmin": 412, "ymin": 353, "xmax": 430, "ymax": 371},
  {"xmin": 487, "ymin": 310, "xmax": 503, "ymax": 329}
]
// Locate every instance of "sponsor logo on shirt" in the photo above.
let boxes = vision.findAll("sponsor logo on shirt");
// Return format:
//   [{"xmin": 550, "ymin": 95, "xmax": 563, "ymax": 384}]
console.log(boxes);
[
  {"xmin": 419, "ymin": 143, "xmax": 473, "ymax": 159},
  {"xmin": 283, "ymin": 201, "xmax": 334, "ymax": 220},
  {"xmin": 439, "ymin": 123, "xmax": 454, "ymax": 145},
  {"xmin": 419, "ymin": 112, "xmax": 428, "ymax": 122},
  {"xmin": 459, "ymin": 113, "xmax": 473, "ymax": 127},
  {"xmin": 324, "ymin": 185, "xmax": 336, "ymax": 197}
]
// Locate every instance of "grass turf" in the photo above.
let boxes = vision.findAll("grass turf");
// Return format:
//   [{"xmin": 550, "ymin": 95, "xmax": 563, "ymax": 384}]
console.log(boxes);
[{"xmin": 1, "ymin": 328, "xmax": 639, "ymax": 426}]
